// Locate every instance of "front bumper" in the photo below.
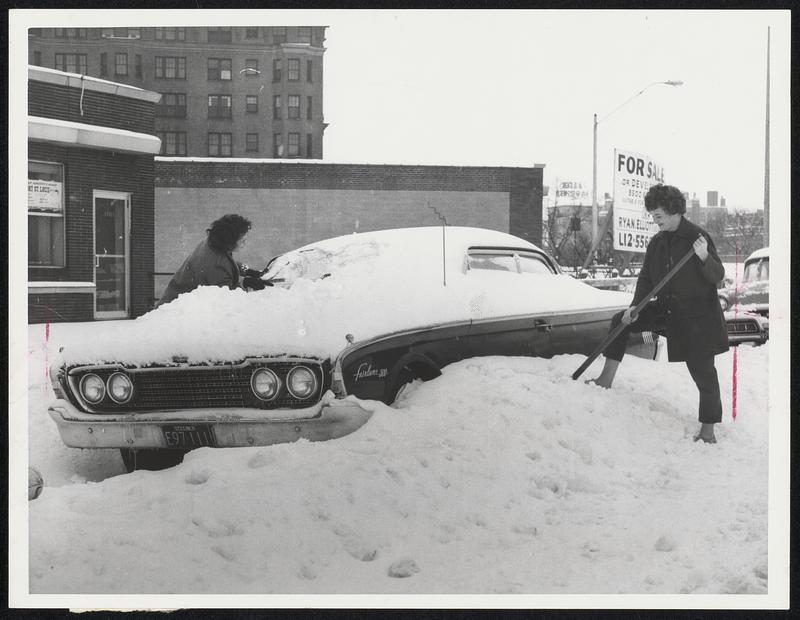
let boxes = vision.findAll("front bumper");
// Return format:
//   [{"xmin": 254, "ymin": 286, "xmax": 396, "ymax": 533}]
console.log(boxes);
[
  {"xmin": 727, "ymin": 331, "xmax": 769, "ymax": 346},
  {"xmin": 47, "ymin": 396, "xmax": 374, "ymax": 449}
]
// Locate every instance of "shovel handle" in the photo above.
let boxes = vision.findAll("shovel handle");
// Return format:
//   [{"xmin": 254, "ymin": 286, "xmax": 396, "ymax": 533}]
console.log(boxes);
[{"xmin": 571, "ymin": 246, "xmax": 696, "ymax": 380}]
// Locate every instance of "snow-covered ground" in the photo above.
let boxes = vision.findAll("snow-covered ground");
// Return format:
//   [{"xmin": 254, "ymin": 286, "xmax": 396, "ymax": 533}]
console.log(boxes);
[{"xmin": 24, "ymin": 320, "xmax": 772, "ymax": 599}]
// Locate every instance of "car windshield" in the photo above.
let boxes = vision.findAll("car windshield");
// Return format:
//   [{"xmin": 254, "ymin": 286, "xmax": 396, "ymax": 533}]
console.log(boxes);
[{"xmin": 742, "ymin": 258, "xmax": 769, "ymax": 283}]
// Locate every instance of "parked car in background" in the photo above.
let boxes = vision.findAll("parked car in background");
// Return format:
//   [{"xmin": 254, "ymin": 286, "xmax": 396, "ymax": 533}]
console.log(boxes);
[
  {"xmin": 47, "ymin": 227, "xmax": 670, "ymax": 471},
  {"xmin": 718, "ymin": 247, "xmax": 769, "ymax": 316},
  {"xmin": 717, "ymin": 248, "xmax": 769, "ymax": 347}
]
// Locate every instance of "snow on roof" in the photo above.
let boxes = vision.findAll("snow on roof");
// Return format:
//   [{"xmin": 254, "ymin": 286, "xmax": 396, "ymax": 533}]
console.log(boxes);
[
  {"xmin": 57, "ymin": 227, "xmax": 630, "ymax": 366},
  {"xmin": 29, "ymin": 115, "xmax": 162, "ymax": 155},
  {"xmin": 154, "ymin": 156, "xmax": 539, "ymax": 170},
  {"xmin": 746, "ymin": 247, "xmax": 769, "ymax": 261},
  {"xmin": 28, "ymin": 65, "xmax": 161, "ymax": 103}
]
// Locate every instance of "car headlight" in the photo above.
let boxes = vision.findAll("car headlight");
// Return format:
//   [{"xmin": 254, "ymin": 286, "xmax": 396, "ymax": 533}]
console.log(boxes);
[
  {"xmin": 107, "ymin": 372, "xmax": 134, "ymax": 404},
  {"xmin": 79, "ymin": 373, "xmax": 106, "ymax": 404},
  {"xmin": 287, "ymin": 366, "xmax": 317, "ymax": 400},
  {"xmin": 251, "ymin": 368, "xmax": 281, "ymax": 401}
]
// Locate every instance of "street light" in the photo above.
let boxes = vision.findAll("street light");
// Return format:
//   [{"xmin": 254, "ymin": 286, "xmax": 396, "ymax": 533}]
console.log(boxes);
[{"xmin": 589, "ymin": 80, "xmax": 683, "ymax": 263}]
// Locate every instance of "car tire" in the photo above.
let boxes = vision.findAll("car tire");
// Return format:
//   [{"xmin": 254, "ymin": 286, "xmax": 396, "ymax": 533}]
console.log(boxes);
[{"xmin": 120, "ymin": 448, "xmax": 187, "ymax": 473}]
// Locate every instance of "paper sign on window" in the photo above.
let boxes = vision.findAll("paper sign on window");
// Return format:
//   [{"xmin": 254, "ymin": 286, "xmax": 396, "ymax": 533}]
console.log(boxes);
[{"xmin": 28, "ymin": 179, "xmax": 63, "ymax": 213}]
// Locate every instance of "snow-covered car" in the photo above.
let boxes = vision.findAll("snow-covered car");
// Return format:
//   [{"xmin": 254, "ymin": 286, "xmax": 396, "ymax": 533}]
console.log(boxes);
[
  {"xmin": 718, "ymin": 247, "xmax": 769, "ymax": 316},
  {"xmin": 48, "ymin": 227, "xmax": 656, "ymax": 471}
]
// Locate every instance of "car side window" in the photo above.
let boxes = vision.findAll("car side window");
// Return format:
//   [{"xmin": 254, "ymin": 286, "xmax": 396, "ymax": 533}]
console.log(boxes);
[{"xmin": 467, "ymin": 249, "xmax": 555, "ymax": 275}]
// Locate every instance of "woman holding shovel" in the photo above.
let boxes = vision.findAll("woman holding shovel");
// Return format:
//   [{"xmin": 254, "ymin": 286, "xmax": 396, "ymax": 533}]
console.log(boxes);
[{"xmin": 586, "ymin": 184, "xmax": 729, "ymax": 444}]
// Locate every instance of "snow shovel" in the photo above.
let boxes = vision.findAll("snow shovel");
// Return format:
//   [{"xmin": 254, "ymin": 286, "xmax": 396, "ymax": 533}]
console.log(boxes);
[{"xmin": 571, "ymin": 246, "xmax": 697, "ymax": 380}]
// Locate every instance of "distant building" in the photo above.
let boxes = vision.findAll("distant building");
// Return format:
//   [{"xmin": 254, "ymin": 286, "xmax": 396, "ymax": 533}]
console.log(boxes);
[
  {"xmin": 28, "ymin": 26, "xmax": 327, "ymax": 159},
  {"xmin": 707, "ymin": 190, "xmax": 719, "ymax": 207}
]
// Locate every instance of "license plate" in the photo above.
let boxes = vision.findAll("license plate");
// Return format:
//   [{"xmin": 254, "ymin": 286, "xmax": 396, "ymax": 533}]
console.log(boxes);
[{"xmin": 162, "ymin": 424, "xmax": 216, "ymax": 448}]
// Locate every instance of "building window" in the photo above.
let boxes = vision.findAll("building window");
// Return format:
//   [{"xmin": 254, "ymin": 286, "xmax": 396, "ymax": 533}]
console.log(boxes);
[
  {"xmin": 272, "ymin": 58, "xmax": 282, "ymax": 82},
  {"xmin": 135, "ymin": 54, "xmax": 142, "ymax": 78},
  {"xmin": 245, "ymin": 95, "xmax": 258, "ymax": 113},
  {"xmin": 208, "ymin": 27, "xmax": 232, "ymax": 43},
  {"xmin": 273, "ymin": 27, "xmax": 287, "ymax": 45},
  {"xmin": 155, "ymin": 27, "xmax": 186, "ymax": 41},
  {"xmin": 287, "ymin": 132, "xmax": 300, "ymax": 157},
  {"xmin": 208, "ymin": 133, "xmax": 232, "ymax": 157},
  {"xmin": 272, "ymin": 95, "xmax": 281, "ymax": 119},
  {"xmin": 244, "ymin": 58, "xmax": 259, "ymax": 75},
  {"xmin": 306, "ymin": 59, "xmax": 313, "ymax": 82},
  {"xmin": 287, "ymin": 58, "xmax": 300, "ymax": 81},
  {"xmin": 208, "ymin": 58, "xmax": 232, "ymax": 81},
  {"xmin": 246, "ymin": 133, "xmax": 259, "ymax": 153},
  {"xmin": 99, "ymin": 53, "xmax": 108, "ymax": 77},
  {"xmin": 33, "ymin": 50, "xmax": 42, "ymax": 66},
  {"xmin": 28, "ymin": 160, "xmax": 65, "ymax": 267},
  {"xmin": 155, "ymin": 56, "xmax": 186, "ymax": 79},
  {"xmin": 29, "ymin": 28, "xmax": 42, "ymax": 37},
  {"xmin": 54, "ymin": 53, "xmax": 87, "ymax": 74},
  {"xmin": 306, "ymin": 133, "xmax": 313, "ymax": 158},
  {"xmin": 157, "ymin": 131, "xmax": 187, "ymax": 156},
  {"xmin": 273, "ymin": 133, "xmax": 283, "ymax": 157},
  {"xmin": 157, "ymin": 93, "xmax": 187, "ymax": 118},
  {"xmin": 115, "ymin": 52, "xmax": 128, "ymax": 76},
  {"xmin": 306, "ymin": 95, "xmax": 313, "ymax": 120},
  {"xmin": 287, "ymin": 95, "xmax": 300, "ymax": 120},
  {"xmin": 245, "ymin": 28, "xmax": 259, "ymax": 39},
  {"xmin": 55, "ymin": 28, "xmax": 87, "ymax": 39},
  {"xmin": 208, "ymin": 94, "xmax": 232, "ymax": 119},
  {"xmin": 298, "ymin": 27, "xmax": 312, "ymax": 44}
]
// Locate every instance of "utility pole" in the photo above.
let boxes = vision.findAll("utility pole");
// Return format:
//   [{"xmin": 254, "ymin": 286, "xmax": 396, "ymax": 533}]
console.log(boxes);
[{"xmin": 763, "ymin": 26, "xmax": 770, "ymax": 248}]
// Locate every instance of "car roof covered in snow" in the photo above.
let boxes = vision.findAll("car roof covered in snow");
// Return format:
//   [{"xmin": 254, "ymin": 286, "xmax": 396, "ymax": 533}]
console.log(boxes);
[{"xmin": 746, "ymin": 247, "xmax": 769, "ymax": 262}]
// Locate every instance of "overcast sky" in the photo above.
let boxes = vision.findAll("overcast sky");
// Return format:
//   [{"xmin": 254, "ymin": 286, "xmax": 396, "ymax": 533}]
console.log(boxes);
[{"xmin": 12, "ymin": 9, "xmax": 790, "ymax": 210}]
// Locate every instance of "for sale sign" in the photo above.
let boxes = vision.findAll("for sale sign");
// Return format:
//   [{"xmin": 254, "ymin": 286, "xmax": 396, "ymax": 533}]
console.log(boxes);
[{"xmin": 612, "ymin": 149, "xmax": 664, "ymax": 252}]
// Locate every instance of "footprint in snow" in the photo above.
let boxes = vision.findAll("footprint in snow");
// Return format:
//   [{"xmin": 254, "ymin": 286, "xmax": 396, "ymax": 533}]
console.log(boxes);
[
  {"xmin": 387, "ymin": 558, "xmax": 420, "ymax": 578},
  {"xmin": 654, "ymin": 534, "xmax": 677, "ymax": 552},
  {"xmin": 185, "ymin": 470, "xmax": 210, "ymax": 485}
]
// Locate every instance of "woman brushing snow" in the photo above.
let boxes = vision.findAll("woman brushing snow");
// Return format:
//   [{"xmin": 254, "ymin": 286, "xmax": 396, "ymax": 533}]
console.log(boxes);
[{"xmin": 587, "ymin": 184, "xmax": 729, "ymax": 444}]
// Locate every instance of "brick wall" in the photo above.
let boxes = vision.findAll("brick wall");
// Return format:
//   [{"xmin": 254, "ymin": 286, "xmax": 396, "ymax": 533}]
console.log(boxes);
[
  {"xmin": 28, "ymin": 81, "xmax": 155, "ymax": 135},
  {"xmin": 154, "ymin": 161, "xmax": 543, "ymax": 299},
  {"xmin": 28, "ymin": 143, "xmax": 155, "ymax": 321},
  {"xmin": 28, "ymin": 293, "xmax": 94, "ymax": 324}
]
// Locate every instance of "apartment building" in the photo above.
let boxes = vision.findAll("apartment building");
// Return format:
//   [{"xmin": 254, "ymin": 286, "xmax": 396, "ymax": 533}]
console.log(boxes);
[{"xmin": 28, "ymin": 26, "xmax": 327, "ymax": 159}]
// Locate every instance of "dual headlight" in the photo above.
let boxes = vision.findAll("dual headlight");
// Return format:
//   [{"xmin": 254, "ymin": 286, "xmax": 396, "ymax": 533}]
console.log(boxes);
[
  {"xmin": 250, "ymin": 366, "xmax": 318, "ymax": 401},
  {"xmin": 79, "ymin": 372, "xmax": 133, "ymax": 404}
]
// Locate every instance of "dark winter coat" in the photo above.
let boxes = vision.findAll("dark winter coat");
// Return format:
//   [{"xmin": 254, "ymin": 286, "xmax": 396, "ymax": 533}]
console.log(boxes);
[
  {"xmin": 633, "ymin": 216, "xmax": 729, "ymax": 362},
  {"xmin": 157, "ymin": 239, "xmax": 241, "ymax": 307}
]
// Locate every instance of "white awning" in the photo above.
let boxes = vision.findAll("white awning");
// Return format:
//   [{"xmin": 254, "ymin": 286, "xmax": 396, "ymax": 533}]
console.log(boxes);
[{"xmin": 29, "ymin": 116, "xmax": 161, "ymax": 155}]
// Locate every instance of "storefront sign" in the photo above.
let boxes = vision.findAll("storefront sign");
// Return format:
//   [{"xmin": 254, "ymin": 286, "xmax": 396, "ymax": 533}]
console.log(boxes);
[
  {"xmin": 554, "ymin": 180, "xmax": 590, "ymax": 206},
  {"xmin": 28, "ymin": 179, "xmax": 63, "ymax": 213},
  {"xmin": 612, "ymin": 149, "xmax": 663, "ymax": 252}
]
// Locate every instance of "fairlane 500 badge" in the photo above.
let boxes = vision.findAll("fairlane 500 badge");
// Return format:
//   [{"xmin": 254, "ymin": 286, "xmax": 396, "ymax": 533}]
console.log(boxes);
[{"xmin": 354, "ymin": 362, "xmax": 388, "ymax": 381}]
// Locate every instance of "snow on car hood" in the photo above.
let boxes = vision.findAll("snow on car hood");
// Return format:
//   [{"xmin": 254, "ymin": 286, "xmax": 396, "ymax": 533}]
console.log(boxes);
[{"xmin": 58, "ymin": 227, "xmax": 632, "ymax": 366}]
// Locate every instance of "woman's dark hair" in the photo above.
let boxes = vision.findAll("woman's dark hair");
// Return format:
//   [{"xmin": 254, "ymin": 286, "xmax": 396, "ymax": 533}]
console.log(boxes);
[
  {"xmin": 207, "ymin": 214, "xmax": 252, "ymax": 252},
  {"xmin": 644, "ymin": 184, "xmax": 686, "ymax": 215}
]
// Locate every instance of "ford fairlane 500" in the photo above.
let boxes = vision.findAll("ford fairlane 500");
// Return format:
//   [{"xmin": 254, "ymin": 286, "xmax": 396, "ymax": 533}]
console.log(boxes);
[{"xmin": 49, "ymin": 227, "xmax": 658, "ymax": 470}]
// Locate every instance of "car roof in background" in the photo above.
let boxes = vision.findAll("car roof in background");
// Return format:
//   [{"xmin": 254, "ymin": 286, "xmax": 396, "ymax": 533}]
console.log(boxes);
[{"xmin": 746, "ymin": 247, "xmax": 769, "ymax": 262}]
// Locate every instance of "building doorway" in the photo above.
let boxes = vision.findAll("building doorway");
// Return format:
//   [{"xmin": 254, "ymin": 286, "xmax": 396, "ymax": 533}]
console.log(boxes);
[{"xmin": 93, "ymin": 190, "xmax": 130, "ymax": 319}]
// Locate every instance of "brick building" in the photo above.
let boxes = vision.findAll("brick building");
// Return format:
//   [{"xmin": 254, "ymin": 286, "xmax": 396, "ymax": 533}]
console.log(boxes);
[
  {"xmin": 153, "ymin": 159, "xmax": 544, "ymax": 301},
  {"xmin": 28, "ymin": 65, "xmax": 161, "ymax": 323},
  {"xmin": 27, "ymin": 26, "xmax": 327, "ymax": 159}
]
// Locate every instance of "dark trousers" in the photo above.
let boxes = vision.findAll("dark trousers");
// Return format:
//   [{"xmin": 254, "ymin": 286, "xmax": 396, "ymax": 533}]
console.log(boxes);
[{"xmin": 603, "ymin": 304, "xmax": 723, "ymax": 424}]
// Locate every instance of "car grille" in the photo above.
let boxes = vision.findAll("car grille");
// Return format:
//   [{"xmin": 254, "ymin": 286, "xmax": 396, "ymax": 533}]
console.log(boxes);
[
  {"xmin": 67, "ymin": 361, "xmax": 327, "ymax": 414},
  {"xmin": 727, "ymin": 320, "xmax": 759, "ymax": 334}
]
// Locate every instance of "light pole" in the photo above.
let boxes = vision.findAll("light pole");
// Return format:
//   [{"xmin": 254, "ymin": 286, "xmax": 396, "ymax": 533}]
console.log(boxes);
[{"xmin": 589, "ymin": 80, "xmax": 683, "ymax": 264}]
